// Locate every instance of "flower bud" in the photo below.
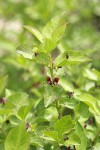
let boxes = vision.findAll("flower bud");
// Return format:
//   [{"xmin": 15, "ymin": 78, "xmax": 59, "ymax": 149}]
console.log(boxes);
[
  {"xmin": 34, "ymin": 52, "xmax": 38, "ymax": 57},
  {"xmin": 53, "ymin": 77, "xmax": 59, "ymax": 85},
  {"xmin": 67, "ymin": 146, "xmax": 70, "ymax": 150},
  {"xmin": 0, "ymin": 97, "xmax": 7, "ymax": 105},
  {"xmin": 84, "ymin": 123, "xmax": 87, "ymax": 128},
  {"xmin": 58, "ymin": 66, "xmax": 62, "ymax": 68},
  {"xmin": 26, "ymin": 123, "xmax": 30, "ymax": 130},
  {"xmin": 68, "ymin": 92, "xmax": 74, "ymax": 98},
  {"xmin": 66, "ymin": 53, "xmax": 69, "ymax": 59},
  {"xmin": 46, "ymin": 76, "xmax": 52, "ymax": 85}
]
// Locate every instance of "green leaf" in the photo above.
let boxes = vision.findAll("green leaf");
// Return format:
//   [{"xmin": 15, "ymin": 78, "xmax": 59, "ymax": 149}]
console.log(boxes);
[
  {"xmin": 36, "ymin": 99, "xmax": 45, "ymax": 112},
  {"xmin": 94, "ymin": 143, "xmax": 100, "ymax": 150},
  {"xmin": 17, "ymin": 104, "xmax": 32, "ymax": 120},
  {"xmin": 17, "ymin": 44, "xmax": 35, "ymax": 59},
  {"xmin": 0, "ymin": 75, "xmax": 8, "ymax": 95},
  {"xmin": 44, "ymin": 85, "xmax": 64, "ymax": 107},
  {"xmin": 40, "ymin": 13, "xmax": 67, "ymax": 53},
  {"xmin": 83, "ymin": 68, "xmax": 98, "ymax": 81},
  {"xmin": 74, "ymin": 102, "xmax": 89, "ymax": 120},
  {"xmin": 65, "ymin": 133, "xmax": 81, "ymax": 146},
  {"xmin": 23, "ymin": 25, "xmax": 44, "ymax": 43},
  {"xmin": 43, "ymin": 131, "xmax": 58, "ymax": 141},
  {"xmin": 5, "ymin": 89, "xmax": 16, "ymax": 98},
  {"xmin": 44, "ymin": 85, "xmax": 56, "ymax": 107},
  {"xmin": 59, "ymin": 78, "xmax": 74, "ymax": 91},
  {"xmin": 60, "ymin": 97, "xmax": 78, "ymax": 109},
  {"xmin": 0, "ymin": 109, "xmax": 13, "ymax": 115},
  {"xmin": 92, "ymin": 68, "xmax": 100, "ymax": 81},
  {"xmin": 5, "ymin": 123, "xmax": 30, "ymax": 150},
  {"xmin": 77, "ymin": 93, "xmax": 100, "ymax": 115},
  {"xmin": 8, "ymin": 92, "xmax": 29, "ymax": 109},
  {"xmin": 75, "ymin": 122, "xmax": 87, "ymax": 150},
  {"xmin": 54, "ymin": 50, "xmax": 91, "ymax": 67},
  {"xmin": 30, "ymin": 133, "xmax": 43, "ymax": 147},
  {"xmin": 54, "ymin": 116, "xmax": 74, "ymax": 136},
  {"xmin": 35, "ymin": 52, "xmax": 50, "ymax": 66}
]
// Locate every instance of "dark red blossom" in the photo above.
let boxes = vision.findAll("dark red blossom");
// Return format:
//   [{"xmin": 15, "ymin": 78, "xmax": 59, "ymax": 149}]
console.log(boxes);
[
  {"xmin": 0, "ymin": 97, "xmax": 7, "ymax": 105},
  {"xmin": 84, "ymin": 123, "xmax": 87, "ymax": 128},
  {"xmin": 68, "ymin": 92, "xmax": 74, "ymax": 98},
  {"xmin": 46, "ymin": 76, "xmax": 52, "ymax": 85},
  {"xmin": 58, "ymin": 66, "xmax": 62, "ymax": 68},
  {"xmin": 34, "ymin": 52, "xmax": 38, "ymax": 57},
  {"xmin": 67, "ymin": 146, "xmax": 70, "ymax": 150},
  {"xmin": 66, "ymin": 53, "xmax": 69, "ymax": 59},
  {"xmin": 26, "ymin": 123, "xmax": 30, "ymax": 130},
  {"xmin": 53, "ymin": 77, "xmax": 59, "ymax": 85},
  {"xmin": 64, "ymin": 136, "xmax": 68, "ymax": 141}
]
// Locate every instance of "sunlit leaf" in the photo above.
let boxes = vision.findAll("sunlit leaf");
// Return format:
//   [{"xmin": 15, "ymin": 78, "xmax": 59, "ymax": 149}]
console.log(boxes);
[
  {"xmin": 5, "ymin": 123, "xmax": 30, "ymax": 150},
  {"xmin": 40, "ymin": 13, "xmax": 67, "ymax": 53},
  {"xmin": 54, "ymin": 115, "xmax": 74, "ymax": 136},
  {"xmin": 75, "ymin": 122, "xmax": 87, "ymax": 150},
  {"xmin": 54, "ymin": 50, "xmax": 91, "ymax": 67},
  {"xmin": 43, "ymin": 131, "xmax": 58, "ymax": 141},
  {"xmin": 77, "ymin": 93, "xmax": 100, "ymax": 115},
  {"xmin": 17, "ymin": 44, "xmax": 35, "ymax": 59},
  {"xmin": 23, "ymin": 25, "xmax": 44, "ymax": 43},
  {"xmin": 8, "ymin": 92, "xmax": 29, "ymax": 109},
  {"xmin": 65, "ymin": 133, "xmax": 81, "ymax": 146},
  {"xmin": 35, "ymin": 52, "xmax": 50, "ymax": 66}
]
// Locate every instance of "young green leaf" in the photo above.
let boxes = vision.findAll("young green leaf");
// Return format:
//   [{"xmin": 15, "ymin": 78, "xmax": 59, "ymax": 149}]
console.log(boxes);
[
  {"xmin": 92, "ymin": 68, "xmax": 100, "ymax": 81},
  {"xmin": 77, "ymin": 93, "xmax": 100, "ymax": 115},
  {"xmin": 8, "ymin": 92, "xmax": 29, "ymax": 110},
  {"xmin": 43, "ymin": 131, "xmax": 58, "ymax": 141},
  {"xmin": 30, "ymin": 133, "xmax": 43, "ymax": 148},
  {"xmin": 0, "ymin": 109, "xmax": 13, "ymax": 115},
  {"xmin": 75, "ymin": 122, "xmax": 87, "ymax": 150},
  {"xmin": 83, "ymin": 68, "xmax": 98, "ymax": 81},
  {"xmin": 42, "ymin": 12, "xmax": 67, "ymax": 39},
  {"xmin": 23, "ymin": 25, "xmax": 44, "ymax": 43},
  {"xmin": 65, "ymin": 133, "xmax": 81, "ymax": 146},
  {"xmin": 59, "ymin": 78, "xmax": 74, "ymax": 91},
  {"xmin": 74, "ymin": 102, "xmax": 89, "ymax": 120},
  {"xmin": 94, "ymin": 143, "xmax": 100, "ymax": 150},
  {"xmin": 44, "ymin": 85, "xmax": 64, "ymax": 107},
  {"xmin": 40, "ymin": 13, "xmax": 67, "ymax": 53},
  {"xmin": 54, "ymin": 50, "xmax": 91, "ymax": 67},
  {"xmin": 5, "ymin": 123, "xmax": 30, "ymax": 150},
  {"xmin": 44, "ymin": 85, "xmax": 57, "ymax": 107},
  {"xmin": 17, "ymin": 104, "xmax": 32, "ymax": 120},
  {"xmin": 54, "ymin": 115, "xmax": 74, "ymax": 136},
  {"xmin": 17, "ymin": 44, "xmax": 36, "ymax": 59},
  {"xmin": 35, "ymin": 52, "xmax": 50, "ymax": 66}
]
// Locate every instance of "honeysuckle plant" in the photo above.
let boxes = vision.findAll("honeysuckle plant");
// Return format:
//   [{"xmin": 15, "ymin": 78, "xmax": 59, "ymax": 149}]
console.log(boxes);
[{"xmin": 0, "ymin": 13, "xmax": 100, "ymax": 150}]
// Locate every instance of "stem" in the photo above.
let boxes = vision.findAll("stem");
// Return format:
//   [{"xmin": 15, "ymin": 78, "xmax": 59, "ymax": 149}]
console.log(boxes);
[
  {"xmin": 49, "ymin": 54, "xmax": 62, "ymax": 119},
  {"xmin": 55, "ymin": 99, "xmax": 62, "ymax": 119},
  {"xmin": 49, "ymin": 54, "xmax": 54, "ymax": 83},
  {"xmin": 50, "ymin": 68, "xmax": 54, "ymax": 83}
]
